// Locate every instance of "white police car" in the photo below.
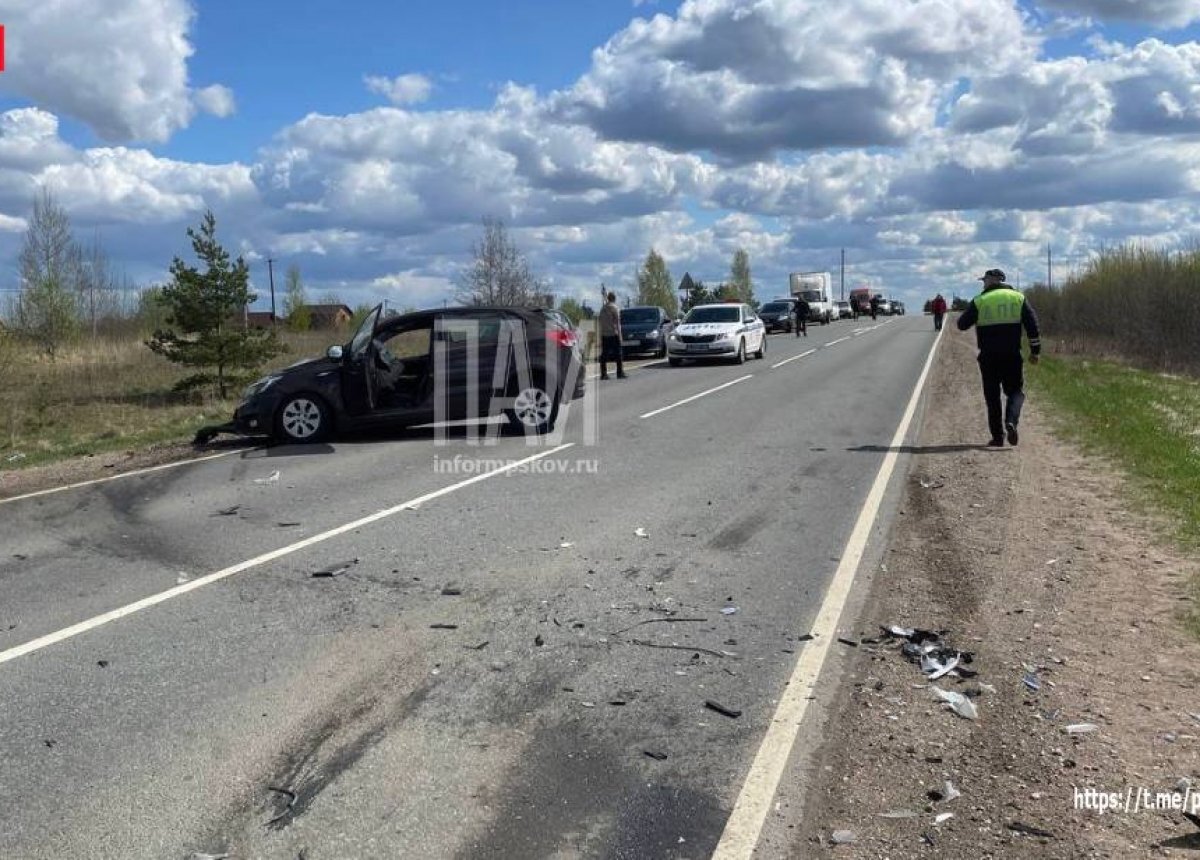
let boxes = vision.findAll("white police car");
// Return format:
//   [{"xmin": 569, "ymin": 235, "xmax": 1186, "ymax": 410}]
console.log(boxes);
[{"xmin": 667, "ymin": 303, "xmax": 766, "ymax": 366}]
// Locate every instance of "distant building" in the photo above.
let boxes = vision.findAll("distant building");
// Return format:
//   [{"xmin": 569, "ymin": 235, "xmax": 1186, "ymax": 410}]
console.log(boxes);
[
  {"xmin": 303, "ymin": 304, "xmax": 353, "ymax": 330},
  {"xmin": 244, "ymin": 311, "xmax": 276, "ymax": 329}
]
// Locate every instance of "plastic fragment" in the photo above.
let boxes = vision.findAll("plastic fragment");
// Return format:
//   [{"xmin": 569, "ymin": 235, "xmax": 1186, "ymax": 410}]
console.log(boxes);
[
  {"xmin": 932, "ymin": 686, "xmax": 978, "ymax": 720},
  {"xmin": 1065, "ymin": 723, "xmax": 1099, "ymax": 734},
  {"xmin": 312, "ymin": 558, "xmax": 358, "ymax": 578},
  {"xmin": 1023, "ymin": 673, "xmax": 1042, "ymax": 692},
  {"xmin": 634, "ymin": 527, "xmax": 649, "ymax": 538},
  {"xmin": 721, "ymin": 607, "xmax": 739, "ymax": 616},
  {"xmin": 830, "ymin": 830, "xmax": 856, "ymax": 844},
  {"xmin": 253, "ymin": 470, "xmax": 280, "ymax": 484},
  {"xmin": 934, "ymin": 812, "xmax": 954, "ymax": 824},
  {"xmin": 704, "ymin": 699, "xmax": 742, "ymax": 719},
  {"xmin": 878, "ymin": 810, "xmax": 918, "ymax": 819}
]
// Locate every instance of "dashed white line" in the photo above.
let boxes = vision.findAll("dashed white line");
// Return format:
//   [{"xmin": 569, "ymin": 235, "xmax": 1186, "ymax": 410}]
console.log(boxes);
[
  {"xmin": 770, "ymin": 348, "xmax": 817, "ymax": 369},
  {"xmin": 712, "ymin": 324, "xmax": 945, "ymax": 859},
  {"xmin": 639, "ymin": 375, "xmax": 753, "ymax": 419},
  {"xmin": 0, "ymin": 443, "xmax": 575, "ymax": 667},
  {"xmin": 825, "ymin": 336, "xmax": 850, "ymax": 347}
]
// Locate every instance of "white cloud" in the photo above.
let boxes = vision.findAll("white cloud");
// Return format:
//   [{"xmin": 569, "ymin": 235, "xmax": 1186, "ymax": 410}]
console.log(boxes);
[
  {"xmin": 364, "ymin": 73, "xmax": 434, "ymax": 106},
  {"xmin": 1035, "ymin": 0, "xmax": 1200, "ymax": 28},
  {"xmin": 194, "ymin": 84, "xmax": 237, "ymax": 118},
  {"xmin": 0, "ymin": 0, "xmax": 231, "ymax": 143}
]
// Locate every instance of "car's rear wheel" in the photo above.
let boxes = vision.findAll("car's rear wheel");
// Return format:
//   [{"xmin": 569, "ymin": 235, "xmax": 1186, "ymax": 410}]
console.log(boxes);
[
  {"xmin": 505, "ymin": 381, "xmax": 558, "ymax": 434},
  {"xmin": 275, "ymin": 393, "xmax": 331, "ymax": 444},
  {"xmin": 733, "ymin": 339, "xmax": 746, "ymax": 364}
]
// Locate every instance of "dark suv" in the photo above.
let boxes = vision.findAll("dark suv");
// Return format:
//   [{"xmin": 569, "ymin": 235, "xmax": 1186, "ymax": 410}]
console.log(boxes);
[
  {"xmin": 232, "ymin": 305, "xmax": 586, "ymax": 442},
  {"xmin": 619, "ymin": 306, "xmax": 674, "ymax": 358},
  {"xmin": 758, "ymin": 299, "xmax": 797, "ymax": 333}
]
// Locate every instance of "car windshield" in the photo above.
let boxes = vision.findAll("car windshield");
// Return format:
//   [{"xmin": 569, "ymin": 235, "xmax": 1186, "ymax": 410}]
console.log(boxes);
[
  {"xmin": 685, "ymin": 306, "xmax": 740, "ymax": 323},
  {"xmin": 761, "ymin": 302, "xmax": 789, "ymax": 312},
  {"xmin": 800, "ymin": 290, "xmax": 822, "ymax": 302},
  {"xmin": 621, "ymin": 308, "xmax": 659, "ymax": 324}
]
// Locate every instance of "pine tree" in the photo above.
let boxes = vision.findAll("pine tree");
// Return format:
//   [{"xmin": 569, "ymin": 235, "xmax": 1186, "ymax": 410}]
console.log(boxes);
[{"xmin": 147, "ymin": 211, "xmax": 284, "ymax": 398}]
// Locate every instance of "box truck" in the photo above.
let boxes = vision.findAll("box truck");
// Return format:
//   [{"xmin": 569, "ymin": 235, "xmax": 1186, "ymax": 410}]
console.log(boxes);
[{"xmin": 789, "ymin": 271, "xmax": 836, "ymax": 324}]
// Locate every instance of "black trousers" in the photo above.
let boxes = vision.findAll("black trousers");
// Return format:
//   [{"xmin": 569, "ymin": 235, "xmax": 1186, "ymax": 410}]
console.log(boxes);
[
  {"xmin": 934, "ymin": 312, "xmax": 944, "ymax": 330},
  {"xmin": 600, "ymin": 335, "xmax": 624, "ymax": 378},
  {"xmin": 978, "ymin": 352, "xmax": 1025, "ymax": 440},
  {"xmin": 794, "ymin": 316, "xmax": 807, "ymax": 336}
]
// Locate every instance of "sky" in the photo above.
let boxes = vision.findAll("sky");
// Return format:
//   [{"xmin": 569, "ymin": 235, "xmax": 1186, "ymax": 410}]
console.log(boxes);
[{"xmin": 1, "ymin": 0, "xmax": 1200, "ymax": 313}]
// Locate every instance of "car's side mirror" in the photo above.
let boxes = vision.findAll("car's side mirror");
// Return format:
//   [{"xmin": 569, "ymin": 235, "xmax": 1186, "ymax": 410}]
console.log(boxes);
[{"xmin": 327, "ymin": 345, "xmax": 344, "ymax": 360}]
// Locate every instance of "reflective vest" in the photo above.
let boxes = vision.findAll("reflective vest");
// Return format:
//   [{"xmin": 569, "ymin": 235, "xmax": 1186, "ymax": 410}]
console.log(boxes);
[{"xmin": 974, "ymin": 287, "xmax": 1024, "ymax": 327}]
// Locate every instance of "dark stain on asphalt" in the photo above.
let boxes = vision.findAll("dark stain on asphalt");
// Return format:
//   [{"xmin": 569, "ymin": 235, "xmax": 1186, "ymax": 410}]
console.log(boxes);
[{"xmin": 707, "ymin": 511, "xmax": 768, "ymax": 551}]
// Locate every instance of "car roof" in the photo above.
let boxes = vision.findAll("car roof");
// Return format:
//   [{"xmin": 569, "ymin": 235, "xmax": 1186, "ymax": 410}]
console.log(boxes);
[{"xmin": 691, "ymin": 302, "xmax": 744, "ymax": 308}]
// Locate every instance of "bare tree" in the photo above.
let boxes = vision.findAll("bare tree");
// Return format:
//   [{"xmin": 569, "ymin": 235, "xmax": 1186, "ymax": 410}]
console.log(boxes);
[
  {"xmin": 458, "ymin": 217, "xmax": 542, "ymax": 307},
  {"xmin": 16, "ymin": 190, "xmax": 79, "ymax": 358},
  {"xmin": 76, "ymin": 231, "xmax": 122, "ymax": 338}
]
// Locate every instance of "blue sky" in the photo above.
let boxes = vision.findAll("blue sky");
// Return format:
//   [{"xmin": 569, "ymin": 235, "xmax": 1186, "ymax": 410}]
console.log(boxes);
[{"xmin": 1, "ymin": 0, "xmax": 1200, "ymax": 311}]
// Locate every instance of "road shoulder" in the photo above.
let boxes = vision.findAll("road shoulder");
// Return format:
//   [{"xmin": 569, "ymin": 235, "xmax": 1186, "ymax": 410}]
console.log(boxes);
[{"xmin": 789, "ymin": 327, "xmax": 1200, "ymax": 857}]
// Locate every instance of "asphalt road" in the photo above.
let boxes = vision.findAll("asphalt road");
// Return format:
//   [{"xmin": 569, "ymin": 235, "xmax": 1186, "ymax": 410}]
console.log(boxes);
[{"xmin": 0, "ymin": 314, "xmax": 939, "ymax": 860}]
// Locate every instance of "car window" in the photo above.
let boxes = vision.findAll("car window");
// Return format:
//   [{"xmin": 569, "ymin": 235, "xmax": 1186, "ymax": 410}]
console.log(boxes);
[
  {"xmin": 684, "ymin": 306, "xmax": 740, "ymax": 323},
  {"xmin": 761, "ymin": 302, "xmax": 789, "ymax": 312},
  {"xmin": 349, "ymin": 305, "xmax": 381, "ymax": 357},
  {"xmin": 380, "ymin": 326, "xmax": 432, "ymax": 360},
  {"xmin": 621, "ymin": 308, "xmax": 659, "ymax": 324}
]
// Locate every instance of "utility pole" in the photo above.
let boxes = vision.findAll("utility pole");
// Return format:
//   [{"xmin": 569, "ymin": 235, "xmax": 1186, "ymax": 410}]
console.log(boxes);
[
  {"xmin": 267, "ymin": 258, "xmax": 277, "ymax": 328},
  {"xmin": 840, "ymin": 248, "xmax": 845, "ymax": 301}
]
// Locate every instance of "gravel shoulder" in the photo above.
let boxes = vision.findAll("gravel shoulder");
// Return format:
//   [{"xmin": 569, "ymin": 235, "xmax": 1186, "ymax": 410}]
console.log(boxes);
[{"xmin": 792, "ymin": 325, "xmax": 1200, "ymax": 857}]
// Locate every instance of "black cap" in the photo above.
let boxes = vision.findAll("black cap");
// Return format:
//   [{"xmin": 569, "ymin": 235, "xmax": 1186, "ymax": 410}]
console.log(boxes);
[{"xmin": 978, "ymin": 268, "xmax": 1006, "ymax": 281}]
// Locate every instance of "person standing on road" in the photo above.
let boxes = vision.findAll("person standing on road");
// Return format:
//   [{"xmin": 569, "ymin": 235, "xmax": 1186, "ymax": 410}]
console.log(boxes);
[
  {"xmin": 793, "ymin": 297, "xmax": 809, "ymax": 337},
  {"xmin": 957, "ymin": 269, "xmax": 1041, "ymax": 447},
  {"xmin": 931, "ymin": 293, "xmax": 947, "ymax": 331},
  {"xmin": 598, "ymin": 291, "xmax": 627, "ymax": 380},
  {"xmin": 869, "ymin": 294, "xmax": 879, "ymax": 320}
]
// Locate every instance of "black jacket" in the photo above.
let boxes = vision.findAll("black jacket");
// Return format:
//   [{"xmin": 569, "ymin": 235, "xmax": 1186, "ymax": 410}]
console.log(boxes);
[{"xmin": 957, "ymin": 285, "xmax": 1041, "ymax": 356}]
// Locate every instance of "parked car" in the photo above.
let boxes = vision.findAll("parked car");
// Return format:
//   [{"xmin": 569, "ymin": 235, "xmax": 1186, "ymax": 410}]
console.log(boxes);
[
  {"xmin": 758, "ymin": 299, "xmax": 797, "ymax": 333},
  {"xmin": 232, "ymin": 305, "xmax": 586, "ymax": 442},
  {"xmin": 667, "ymin": 303, "xmax": 766, "ymax": 365},
  {"xmin": 834, "ymin": 300, "xmax": 852, "ymax": 320},
  {"xmin": 619, "ymin": 305, "xmax": 674, "ymax": 358},
  {"xmin": 875, "ymin": 297, "xmax": 893, "ymax": 315},
  {"xmin": 892, "ymin": 301, "xmax": 906, "ymax": 316}
]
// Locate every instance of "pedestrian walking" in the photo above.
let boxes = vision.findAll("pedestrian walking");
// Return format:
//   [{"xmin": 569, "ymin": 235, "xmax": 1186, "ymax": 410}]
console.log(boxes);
[
  {"xmin": 956, "ymin": 269, "xmax": 1041, "ymax": 447},
  {"xmin": 793, "ymin": 297, "xmax": 809, "ymax": 337},
  {"xmin": 931, "ymin": 293, "xmax": 947, "ymax": 331},
  {"xmin": 869, "ymin": 294, "xmax": 879, "ymax": 320},
  {"xmin": 598, "ymin": 291, "xmax": 626, "ymax": 380}
]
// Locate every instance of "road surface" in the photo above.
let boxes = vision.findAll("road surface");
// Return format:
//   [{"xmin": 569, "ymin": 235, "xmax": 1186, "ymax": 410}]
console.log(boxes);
[{"xmin": 0, "ymin": 315, "xmax": 940, "ymax": 859}]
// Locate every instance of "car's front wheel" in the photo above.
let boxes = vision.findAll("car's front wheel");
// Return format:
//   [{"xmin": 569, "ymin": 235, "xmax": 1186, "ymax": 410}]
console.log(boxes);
[
  {"xmin": 733, "ymin": 339, "xmax": 746, "ymax": 364},
  {"xmin": 275, "ymin": 393, "xmax": 331, "ymax": 444},
  {"xmin": 505, "ymin": 382, "xmax": 558, "ymax": 434},
  {"xmin": 754, "ymin": 334, "xmax": 766, "ymax": 360}
]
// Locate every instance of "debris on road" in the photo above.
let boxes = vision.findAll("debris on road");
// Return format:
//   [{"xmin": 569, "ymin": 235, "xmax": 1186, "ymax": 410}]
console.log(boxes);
[
  {"xmin": 266, "ymin": 785, "xmax": 297, "ymax": 826},
  {"xmin": 189, "ymin": 852, "xmax": 230, "ymax": 860},
  {"xmin": 634, "ymin": 527, "xmax": 649, "ymax": 538},
  {"xmin": 253, "ymin": 470, "xmax": 280, "ymax": 484},
  {"xmin": 878, "ymin": 810, "xmax": 918, "ymax": 819},
  {"xmin": 610, "ymin": 617, "xmax": 707, "ymax": 635},
  {"xmin": 214, "ymin": 505, "xmax": 240, "ymax": 517},
  {"xmin": 830, "ymin": 829, "xmax": 856, "ymax": 845},
  {"xmin": 934, "ymin": 812, "xmax": 954, "ymax": 824},
  {"xmin": 1023, "ymin": 672, "xmax": 1042, "ymax": 692},
  {"xmin": 704, "ymin": 699, "xmax": 742, "ymax": 719},
  {"xmin": 917, "ymin": 478, "xmax": 944, "ymax": 489},
  {"xmin": 836, "ymin": 637, "xmax": 859, "ymax": 647},
  {"xmin": 629, "ymin": 639, "xmax": 734, "ymax": 659},
  {"xmin": 559, "ymin": 541, "xmax": 575, "ymax": 549},
  {"xmin": 1007, "ymin": 821, "xmax": 1055, "ymax": 839},
  {"xmin": 1064, "ymin": 723, "xmax": 1099, "ymax": 734},
  {"xmin": 440, "ymin": 584, "xmax": 463, "ymax": 596},
  {"xmin": 311, "ymin": 558, "xmax": 358, "ymax": 578},
  {"xmin": 465, "ymin": 641, "xmax": 489, "ymax": 651},
  {"xmin": 643, "ymin": 750, "xmax": 668, "ymax": 760},
  {"xmin": 277, "ymin": 521, "xmax": 302, "ymax": 528},
  {"xmin": 534, "ymin": 634, "xmax": 545, "ymax": 646},
  {"xmin": 932, "ymin": 686, "xmax": 978, "ymax": 720},
  {"xmin": 797, "ymin": 633, "xmax": 815, "ymax": 642},
  {"xmin": 430, "ymin": 623, "xmax": 458, "ymax": 630},
  {"xmin": 96, "ymin": 660, "xmax": 109, "ymax": 668},
  {"xmin": 721, "ymin": 607, "xmax": 739, "ymax": 616}
]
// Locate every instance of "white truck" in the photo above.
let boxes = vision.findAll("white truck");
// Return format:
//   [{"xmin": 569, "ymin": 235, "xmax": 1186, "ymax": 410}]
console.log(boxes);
[{"xmin": 789, "ymin": 271, "xmax": 836, "ymax": 324}]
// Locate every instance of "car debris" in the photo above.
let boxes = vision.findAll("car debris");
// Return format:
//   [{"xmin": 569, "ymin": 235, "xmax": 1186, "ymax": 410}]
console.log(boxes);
[
  {"xmin": 830, "ymin": 829, "xmax": 856, "ymax": 844},
  {"xmin": 430, "ymin": 623, "xmax": 458, "ymax": 630},
  {"xmin": 1064, "ymin": 723, "xmax": 1099, "ymax": 734},
  {"xmin": 189, "ymin": 853, "xmax": 230, "ymax": 860},
  {"xmin": 465, "ymin": 641, "xmax": 489, "ymax": 651},
  {"xmin": 836, "ymin": 637, "xmax": 859, "ymax": 647},
  {"xmin": 629, "ymin": 639, "xmax": 735, "ymax": 659},
  {"xmin": 634, "ymin": 527, "xmax": 649, "ymax": 538},
  {"xmin": 610, "ymin": 617, "xmax": 706, "ymax": 635},
  {"xmin": 721, "ymin": 607, "xmax": 739, "ymax": 616},
  {"xmin": 266, "ymin": 785, "xmax": 297, "ymax": 826},
  {"xmin": 253, "ymin": 470, "xmax": 280, "ymax": 484},
  {"xmin": 643, "ymin": 750, "xmax": 669, "ymax": 761},
  {"xmin": 932, "ymin": 686, "xmax": 978, "ymax": 720},
  {"xmin": 1183, "ymin": 810, "xmax": 1200, "ymax": 830},
  {"xmin": 1007, "ymin": 821, "xmax": 1054, "ymax": 838},
  {"xmin": 934, "ymin": 812, "xmax": 954, "ymax": 824},
  {"xmin": 214, "ymin": 505, "xmax": 241, "ymax": 517},
  {"xmin": 704, "ymin": 699, "xmax": 742, "ymax": 719},
  {"xmin": 534, "ymin": 634, "xmax": 545, "ymax": 646},
  {"xmin": 559, "ymin": 542, "xmax": 575, "ymax": 549},
  {"xmin": 917, "ymin": 478, "xmax": 944, "ymax": 489},
  {"xmin": 311, "ymin": 558, "xmax": 358, "ymax": 578},
  {"xmin": 440, "ymin": 585, "xmax": 463, "ymax": 596},
  {"xmin": 96, "ymin": 660, "xmax": 109, "ymax": 668},
  {"xmin": 1023, "ymin": 672, "xmax": 1042, "ymax": 692},
  {"xmin": 878, "ymin": 810, "xmax": 918, "ymax": 819},
  {"xmin": 277, "ymin": 521, "xmax": 302, "ymax": 528}
]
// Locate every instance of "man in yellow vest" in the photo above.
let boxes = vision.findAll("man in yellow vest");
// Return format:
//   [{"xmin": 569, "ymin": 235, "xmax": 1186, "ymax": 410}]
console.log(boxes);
[{"xmin": 956, "ymin": 269, "xmax": 1041, "ymax": 447}]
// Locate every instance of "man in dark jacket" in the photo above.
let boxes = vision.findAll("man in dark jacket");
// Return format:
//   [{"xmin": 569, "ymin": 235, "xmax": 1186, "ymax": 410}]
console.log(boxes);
[
  {"xmin": 931, "ymin": 293, "xmax": 947, "ymax": 330},
  {"xmin": 957, "ymin": 269, "xmax": 1041, "ymax": 447},
  {"xmin": 793, "ymin": 297, "xmax": 809, "ymax": 337}
]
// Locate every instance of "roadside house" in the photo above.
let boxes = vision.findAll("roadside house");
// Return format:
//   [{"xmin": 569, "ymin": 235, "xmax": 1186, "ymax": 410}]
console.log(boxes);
[{"xmin": 303, "ymin": 304, "xmax": 353, "ymax": 330}]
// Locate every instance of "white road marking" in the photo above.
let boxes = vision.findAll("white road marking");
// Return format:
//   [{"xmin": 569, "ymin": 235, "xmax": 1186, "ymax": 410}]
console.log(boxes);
[
  {"xmin": 0, "ymin": 448, "xmax": 251, "ymax": 507},
  {"xmin": 712, "ymin": 325, "xmax": 945, "ymax": 860},
  {"xmin": 0, "ymin": 443, "xmax": 575, "ymax": 667},
  {"xmin": 770, "ymin": 348, "xmax": 817, "ymax": 369},
  {"xmin": 638, "ymin": 375, "xmax": 753, "ymax": 419},
  {"xmin": 825, "ymin": 336, "xmax": 850, "ymax": 347},
  {"xmin": 585, "ymin": 358, "xmax": 664, "ymax": 380}
]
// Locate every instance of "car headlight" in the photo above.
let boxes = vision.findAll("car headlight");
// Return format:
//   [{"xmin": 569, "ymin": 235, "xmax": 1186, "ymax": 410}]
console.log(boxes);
[
  {"xmin": 668, "ymin": 332, "xmax": 679, "ymax": 341},
  {"xmin": 647, "ymin": 329, "xmax": 660, "ymax": 338},
  {"xmin": 714, "ymin": 333, "xmax": 731, "ymax": 341},
  {"xmin": 242, "ymin": 375, "xmax": 281, "ymax": 399}
]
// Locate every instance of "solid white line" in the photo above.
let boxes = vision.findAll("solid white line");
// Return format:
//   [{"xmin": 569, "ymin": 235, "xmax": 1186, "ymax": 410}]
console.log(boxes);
[
  {"xmin": 638, "ymin": 375, "xmax": 753, "ymax": 419},
  {"xmin": 0, "ymin": 448, "xmax": 250, "ymax": 507},
  {"xmin": 825, "ymin": 336, "xmax": 850, "ymax": 347},
  {"xmin": 0, "ymin": 443, "xmax": 575, "ymax": 667},
  {"xmin": 770, "ymin": 348, "xmax": 817, "ymax": 369},
  {"xmin": 712, "ymin": 325, "xmax": 944, "ymax": 860}
]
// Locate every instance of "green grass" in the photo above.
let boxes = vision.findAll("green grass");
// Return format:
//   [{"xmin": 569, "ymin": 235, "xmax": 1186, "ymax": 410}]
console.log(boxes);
[{"xmin": 1032, "ymin": 355, "xmax": 1200, "ymax": 631}]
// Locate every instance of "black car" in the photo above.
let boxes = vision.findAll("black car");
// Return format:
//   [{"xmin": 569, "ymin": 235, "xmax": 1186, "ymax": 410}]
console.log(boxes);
[
  {"xmin": 758, "ymin": 299, "xmax": 797, "ymax": 333},
  {"xmin": 619, "ymin": 306, "xmax": 674, "ymax": 358},
  {"xmin": 233, "ymin": 305, "xmax": 586, "ymax": 442}
]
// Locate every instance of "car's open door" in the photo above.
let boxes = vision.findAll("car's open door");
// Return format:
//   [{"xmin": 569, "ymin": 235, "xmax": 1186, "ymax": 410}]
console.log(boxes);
[{"xmin": 341, "ymin": 304, "xmax": 382, "ymax": 417}]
